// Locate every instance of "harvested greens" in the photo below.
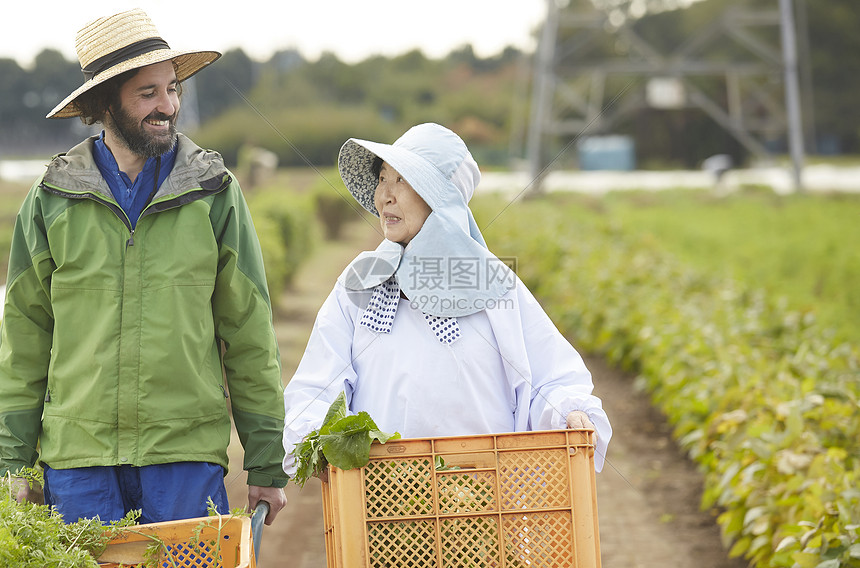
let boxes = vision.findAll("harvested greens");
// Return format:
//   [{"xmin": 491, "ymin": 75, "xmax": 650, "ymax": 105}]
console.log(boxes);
[{"xmin": 291, "ymin": 392, "xmax": 400, "ymax": 487}]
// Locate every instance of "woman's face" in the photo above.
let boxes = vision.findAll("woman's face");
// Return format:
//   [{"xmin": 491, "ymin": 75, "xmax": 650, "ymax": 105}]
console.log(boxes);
[{"xmin": 374, "ymin": 161, "xmax": 432, "ymax": 245}]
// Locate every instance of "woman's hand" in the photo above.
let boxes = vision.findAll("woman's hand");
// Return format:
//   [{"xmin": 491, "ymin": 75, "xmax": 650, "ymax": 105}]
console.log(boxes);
[
  {"xmin": 565, "ymin": 410, "xmax": 594, "ymax": 430},
  {"xmin": 566, "ymin": 410, "xmax": 598, "ymax": 445}
]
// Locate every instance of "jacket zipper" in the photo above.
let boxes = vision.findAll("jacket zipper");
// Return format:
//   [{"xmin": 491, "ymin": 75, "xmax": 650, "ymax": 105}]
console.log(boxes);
[{"xmin": 125, "ymin": 156, "xmax": 160, "ymax": 248}]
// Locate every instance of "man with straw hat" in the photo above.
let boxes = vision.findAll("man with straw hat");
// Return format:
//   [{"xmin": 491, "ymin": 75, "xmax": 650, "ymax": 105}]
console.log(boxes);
[{"xmin": 0, "ymin": 9, "xmax": 288, "ymax": 525}]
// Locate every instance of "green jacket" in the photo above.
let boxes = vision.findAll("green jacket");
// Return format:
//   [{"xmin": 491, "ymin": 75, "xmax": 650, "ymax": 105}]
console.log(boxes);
[{"xmin": 0, "ymin": 134, "xmax": 287, "ymax": 488}]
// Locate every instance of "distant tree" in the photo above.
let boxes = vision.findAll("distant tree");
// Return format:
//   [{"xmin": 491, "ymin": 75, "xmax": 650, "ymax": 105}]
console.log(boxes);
[
  {"xmin": 304, "ymin": 52, "xmax": 368, "ymax": 104},
  {"xmin": 389, "ymin": 49, "xmax": 432, "ymax": 72},
  {"xmin": 267, "ymin": 49, "xmax": 305, "ymax": 74},
  {"xmin": 1, "ymin": 49, "xmax": 81, "ymax": 153},
  {"xmin": 448, "ymin": 45, "xmax": 481, "ymax": 69},
  {"xmin": 0, "ymin": 58, "xmax": 27, "ymax": 127},
  {"xmin": 365, "ymin": 51, "xmax": 442, "ymax": 123},
  {"xmin": 194, "ymin": 48, "xmax": 259, "ymax": 121},
  {"xmin": 30, "ymin": 49, "xmax": 81, "ymax": 114}
]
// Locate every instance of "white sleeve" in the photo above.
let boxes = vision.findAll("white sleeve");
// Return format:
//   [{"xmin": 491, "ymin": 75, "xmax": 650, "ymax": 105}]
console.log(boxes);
[
  {"xmin": 518, "ymin": 285, "xmax": 613, "ymax": 472},
  {"xmin": 282, "ymin": 285, "xmax": 360, "ymax": 478}
]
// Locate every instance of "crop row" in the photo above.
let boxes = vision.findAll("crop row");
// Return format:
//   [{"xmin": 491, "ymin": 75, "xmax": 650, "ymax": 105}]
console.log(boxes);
[{"xmin": 477, "ymin": 196, "xmax": 860, "ymax": 568}]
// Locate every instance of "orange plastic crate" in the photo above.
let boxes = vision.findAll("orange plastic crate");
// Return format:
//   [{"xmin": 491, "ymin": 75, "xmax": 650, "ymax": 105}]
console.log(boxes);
[
  {"xmin": 321, "ymin": 429, "xmax": 601, "ymax": 567},
  {"xmin": 97, "ymin": 514, "xmax": 255, "ymax": 568}
]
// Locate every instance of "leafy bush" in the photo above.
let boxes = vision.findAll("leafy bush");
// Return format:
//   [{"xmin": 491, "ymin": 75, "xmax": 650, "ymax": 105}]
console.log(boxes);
[
  {"xmin": 251, "ymin": 214, "xmax": 289, "ymax": 306},
  {"xmin": 246, "ymin": 185, "xmax": 317, "ymax": 308},
  {"xmin": 308, "ymin": 169, "xmax": 365, "ymax": 240},
  {"xmin": 475, "ymin": 195, "xmax": 860, "ymax": 568}
]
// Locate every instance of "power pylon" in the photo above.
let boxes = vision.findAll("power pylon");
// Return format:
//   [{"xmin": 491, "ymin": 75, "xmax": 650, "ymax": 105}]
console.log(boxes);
[{"xmin": 524, "ymin": 0, "xmax": 805, "ymax": 192}]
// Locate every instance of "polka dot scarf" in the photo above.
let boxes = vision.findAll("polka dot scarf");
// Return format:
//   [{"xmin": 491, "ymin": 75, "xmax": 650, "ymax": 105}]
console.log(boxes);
[
  {"xmin": 358, "ymin": 277, "xmax": 399, "ymax": 334},
  {"xmin": 359, "ymin": 277, "xmax": 461, "ymax": 345}
]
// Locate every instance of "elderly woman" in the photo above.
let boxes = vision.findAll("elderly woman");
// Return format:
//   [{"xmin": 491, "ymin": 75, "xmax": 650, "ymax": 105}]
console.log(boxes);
[{"xmin": 282, "ymin": 123, "xmax": 611, "ymax": 477}]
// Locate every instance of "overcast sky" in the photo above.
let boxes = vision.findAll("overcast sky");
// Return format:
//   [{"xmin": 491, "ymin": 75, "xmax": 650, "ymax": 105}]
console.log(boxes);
[{"xmin": 2, "ymin": 1, "xmax": 547, "ymax": 67}]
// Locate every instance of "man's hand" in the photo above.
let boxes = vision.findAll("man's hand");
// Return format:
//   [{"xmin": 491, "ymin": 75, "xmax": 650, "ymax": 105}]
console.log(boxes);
[
  {"xmin": 247, "ymin": 485, "xmax": 287, "ymax": 525},
  {"xmin": 11, "ymin": 476, "xmax": 44, "ymax": 505}
]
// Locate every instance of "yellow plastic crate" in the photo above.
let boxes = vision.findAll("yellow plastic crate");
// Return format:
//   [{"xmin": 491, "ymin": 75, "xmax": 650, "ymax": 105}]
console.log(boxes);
[
  {"xmin": 97, "ymin": 514, "xmax": 255, "ymax": 568},
  {"xmin": 321, "ymin": 429, "xmax": 601, "ymax": 567}
]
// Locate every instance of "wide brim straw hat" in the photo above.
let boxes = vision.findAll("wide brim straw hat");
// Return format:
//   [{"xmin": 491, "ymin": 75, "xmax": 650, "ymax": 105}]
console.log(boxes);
[
  {"xmin": 47, "ymin": 8, "xmax": 221, "ymax": 119},
  {"xmin": 337, "ymin": 123, "xmax": 480, "ymax": 217}
]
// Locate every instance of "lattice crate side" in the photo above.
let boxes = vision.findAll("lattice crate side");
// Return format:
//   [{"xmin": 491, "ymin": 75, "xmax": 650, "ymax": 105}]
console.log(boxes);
[
  {"xmin": 428, "ymin": 447, "xmax": 501, "ymax": 568},
  {"xmin": 364, "ymin": 455, "xmax": 436, "ymax": 519},
  {"xmin": 97, "ymin": 515, "xmax": 253, "ymax": 568},
  {"xmin": 566, "ymin": 429, "xmax": 601, "ymax": 567},
  {"xmin": 454, "ymin": 430, "xmax": 600, "ymax": 568},
  {"xmin": 322, "ymin": 463, "xmax": 370, "ymax": 568},
  {"xmin": 321, "ymin": 430, "xmax": 600, "ymax": 568},
  {"xmin": 322, "ymin": 438, "xmax": 436, "ymax": 568}
]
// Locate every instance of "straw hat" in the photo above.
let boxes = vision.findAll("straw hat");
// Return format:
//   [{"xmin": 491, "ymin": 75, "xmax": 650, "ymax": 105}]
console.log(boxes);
[{"xmin": 47, "ymin": 8, "xmax": 221, "ymax": 119}]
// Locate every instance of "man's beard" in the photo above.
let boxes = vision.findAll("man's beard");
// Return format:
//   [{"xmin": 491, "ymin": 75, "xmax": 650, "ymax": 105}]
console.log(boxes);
[{"xmin": 108, "ymin": 105, "xmax": 179, "ymax": 158}]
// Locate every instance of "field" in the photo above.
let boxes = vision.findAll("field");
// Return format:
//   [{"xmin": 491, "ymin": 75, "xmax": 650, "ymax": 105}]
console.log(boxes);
[
  {"xmin": 1, "ymin": 172, "xmax": 857, "ymax": 566},
  {"xmin": 474, "ymin": 187, "xmax": 860, "ymax": 567},
  {"xmin": 568, "ymin": 188, "xmax": 860, "ymax": 345}
]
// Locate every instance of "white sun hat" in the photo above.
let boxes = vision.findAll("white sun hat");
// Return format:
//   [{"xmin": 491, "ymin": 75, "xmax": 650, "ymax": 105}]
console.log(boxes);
[
  {"xmin": 337, "ymin": 123, "xmax": 516, "ymax": 317},
  {"xmin": 338, "ymin": 123, "xmax": 480, "ymax": 217},
  {"xmin": 47, "ymin": 8, "xmax": 221, "ymax": 119}
]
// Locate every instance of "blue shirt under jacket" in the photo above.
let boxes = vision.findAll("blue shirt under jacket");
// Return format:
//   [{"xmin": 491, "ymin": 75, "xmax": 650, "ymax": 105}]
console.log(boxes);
[{"xmin": 93, "ymin": 131, "xmax": 177, "ymax": 229}]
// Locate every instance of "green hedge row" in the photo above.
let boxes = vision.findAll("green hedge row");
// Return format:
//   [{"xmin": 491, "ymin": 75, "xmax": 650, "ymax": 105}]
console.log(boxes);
[
  {"xmin": 477, "ymin": 196, "xmax": 860, "ymax": 568},
  {"xmin": 307, "ymin": 169, "xmax": 367, "ymax": 241},
  {"xmin": 246, "ymin": 186, "xmax": 317, "ymax": 309},
  {"xmin": 245, "ymin": 173, "xmax": 361, "ymax": 309}
]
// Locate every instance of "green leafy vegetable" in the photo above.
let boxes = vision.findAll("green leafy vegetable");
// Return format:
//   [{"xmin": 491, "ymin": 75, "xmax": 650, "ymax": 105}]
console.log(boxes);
[
  {"xmin": 1, "ymin": 470, "xmax": 140, "ymax": 568},
  {"xmin": 292, "ymin": 392, "xmax": 400, "ymax": 487},
  {"xmin": 435, "ymin": 456, "xmax": 460, "ymax": 471}
]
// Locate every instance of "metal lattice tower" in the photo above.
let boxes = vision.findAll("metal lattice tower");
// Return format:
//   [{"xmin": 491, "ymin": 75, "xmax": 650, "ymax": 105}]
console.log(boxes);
[{"xmin": 524, "ymin": 0, "xmax": 805, "ymax": 192}]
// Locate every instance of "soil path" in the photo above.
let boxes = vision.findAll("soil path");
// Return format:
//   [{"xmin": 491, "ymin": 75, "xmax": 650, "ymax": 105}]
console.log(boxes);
[{"xmin": 225, "ymin": 219, "xmax": 748, "ymax": 568}]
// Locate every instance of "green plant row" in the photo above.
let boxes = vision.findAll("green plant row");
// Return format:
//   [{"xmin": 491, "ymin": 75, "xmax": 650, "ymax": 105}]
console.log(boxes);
[
  {"xmin": 246, "ymin": 185, "xmax": 317, "ymax": 309},
  {"xmin": 589, "ymin": 189, "xmax": 860, "ymax": 345},
  {"xmin": 476, "ymin": 196, "xmax": 860, "ymax": 568},
  {"xmin": 245, "ymin": 170, "xmax": 362, "ymax": 310}
]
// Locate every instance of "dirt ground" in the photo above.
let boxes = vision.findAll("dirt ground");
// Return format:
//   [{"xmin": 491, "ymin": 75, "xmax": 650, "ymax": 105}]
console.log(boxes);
[{"xmin": 224, "ymin": 219, "xmax": 749, "ymax": 568}]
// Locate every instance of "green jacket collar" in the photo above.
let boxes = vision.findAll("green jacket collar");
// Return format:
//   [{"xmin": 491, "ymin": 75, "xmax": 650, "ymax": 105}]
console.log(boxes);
[{"xmin": 42, "ymin": 133, "xmax": 230, "ymax": 204}]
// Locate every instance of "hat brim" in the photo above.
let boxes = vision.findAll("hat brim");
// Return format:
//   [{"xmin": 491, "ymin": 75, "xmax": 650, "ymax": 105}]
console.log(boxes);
[
  {"xmin": 46, "ymin": 49, "xmax": 221, "ymax": 119},
  {"xmin": 338, "ymin": 138, "xmax": 451, "ymax": 216}
]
